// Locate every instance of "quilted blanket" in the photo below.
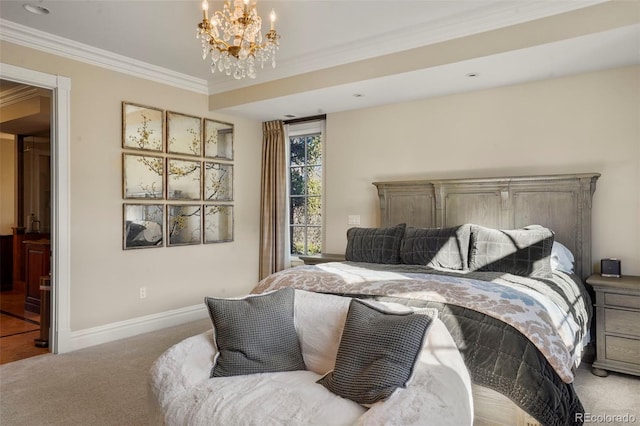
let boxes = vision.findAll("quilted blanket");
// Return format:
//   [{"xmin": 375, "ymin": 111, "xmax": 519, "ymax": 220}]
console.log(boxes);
[{"xmin": 253, "ymin": 262, "xmax": 592, "ymax": 426}]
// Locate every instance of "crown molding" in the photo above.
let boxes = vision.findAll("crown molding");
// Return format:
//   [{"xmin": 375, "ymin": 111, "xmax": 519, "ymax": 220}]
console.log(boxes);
[
  {"xmin": 0, "ymin": 84, "xmax": 45, "ymax": 107},
  {"xmin": 0, "ymin": 19, "xmax": 209, "ymax": 95},
  {"xmin": 206, "ymin": 0, "xmax": 605, "ymax": 94},
  {"xmin": 0, "ymin": 1, "xmax": 605, "ymax": 97}
]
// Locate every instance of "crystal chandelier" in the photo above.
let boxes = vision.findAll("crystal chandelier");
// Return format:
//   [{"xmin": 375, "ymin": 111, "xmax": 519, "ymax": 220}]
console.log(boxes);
[{"xmin": 197, "ymin": 0, "xmax": 280, "ymax": 80}]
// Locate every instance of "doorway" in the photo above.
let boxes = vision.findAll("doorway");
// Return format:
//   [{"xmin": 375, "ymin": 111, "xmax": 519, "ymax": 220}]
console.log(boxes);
[
  {"xmin": 0, "ymin": 63, "xmax": 72, "ymax": 358},
  {"xmin": 0, "ymin": 80, "xmax": 52, "ymax": 363}
]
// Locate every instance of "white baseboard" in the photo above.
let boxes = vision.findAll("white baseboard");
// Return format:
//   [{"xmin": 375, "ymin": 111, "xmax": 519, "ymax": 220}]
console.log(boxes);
[{"xmin": 68, "ymin": 304, "xmax": 208, "ymax": 352}]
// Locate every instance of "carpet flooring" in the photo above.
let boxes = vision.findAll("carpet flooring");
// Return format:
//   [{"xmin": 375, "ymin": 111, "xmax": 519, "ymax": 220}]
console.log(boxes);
[{"xmin": 0, "ymin": 318, "xmax": 638, "ymax": 426}]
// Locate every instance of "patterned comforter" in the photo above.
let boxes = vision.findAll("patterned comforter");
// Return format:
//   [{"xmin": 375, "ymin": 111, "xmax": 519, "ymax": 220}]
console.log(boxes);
[{"xmin": 252, "ymin": 261, "xmax": 592, "ymax": 426}]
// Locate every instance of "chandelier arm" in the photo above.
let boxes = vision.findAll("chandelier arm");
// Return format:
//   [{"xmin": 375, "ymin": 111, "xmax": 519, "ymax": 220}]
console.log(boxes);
[
  {"xmin": 199, "ymin": 18, "xmax": 233, "ymax": 53},
  {"xmin": 201, "ymin": 30, "xmax": 278, "ymax": 58},
  {"xmin": 209, "ymin": 36, "xmax": 232, "ymax": 52}
]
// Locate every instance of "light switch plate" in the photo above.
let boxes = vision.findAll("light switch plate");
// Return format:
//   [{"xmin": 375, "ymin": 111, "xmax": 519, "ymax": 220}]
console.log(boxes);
[{"xmin": 348, "ymin": 215, "xmax": 361, "ymax": 225}]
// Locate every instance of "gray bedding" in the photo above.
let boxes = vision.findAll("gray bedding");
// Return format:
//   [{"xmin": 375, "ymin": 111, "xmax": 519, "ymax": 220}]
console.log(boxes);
[{"xmin": 253, "ymin": 262, "xmax": 592, "ymax": 426}]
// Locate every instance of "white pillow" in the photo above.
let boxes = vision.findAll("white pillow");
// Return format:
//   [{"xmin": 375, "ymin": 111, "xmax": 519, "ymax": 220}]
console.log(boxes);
[
  {"xmin": 550, "ymin": 241, "xmax": 574, "ymax": 274},
  {"xmin": 293, "ymin": 290, "xmax": 352, "ymax": 375}
]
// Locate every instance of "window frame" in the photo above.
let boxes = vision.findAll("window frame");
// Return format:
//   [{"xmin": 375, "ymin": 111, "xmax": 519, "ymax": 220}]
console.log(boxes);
[{"xmin": 286, "ymin": 120, "xmax": 325, "ymax": 257}]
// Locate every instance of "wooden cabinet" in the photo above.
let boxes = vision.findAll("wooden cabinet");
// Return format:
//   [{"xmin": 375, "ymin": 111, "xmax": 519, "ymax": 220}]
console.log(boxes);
[
  {"xmin": 24, "ymin": 239, "xmax": 50, "ymax": 314},
  {"xmin": 12, "ymin": 227, "xmax": 49, "ymax": 285},
  {"xmin": 0, "ymin": 235, "xmax": 13, "ymax": 291},
  {"xmin": 587, "ymin": 274, "xmax": 640, "ymax": 377},
  {"xmin": 298, "ymin": 253, "xmax": 345, "ymax": 265},
  {"xmin": 12, "ymin": 227, "xmax": 27, "ymax": 284}
]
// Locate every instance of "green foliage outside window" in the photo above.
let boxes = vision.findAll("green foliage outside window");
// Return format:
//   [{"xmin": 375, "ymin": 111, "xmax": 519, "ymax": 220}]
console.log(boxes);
[{"xmin": 290, "ymin": 133, "xmax": 322, "ymax": 255}]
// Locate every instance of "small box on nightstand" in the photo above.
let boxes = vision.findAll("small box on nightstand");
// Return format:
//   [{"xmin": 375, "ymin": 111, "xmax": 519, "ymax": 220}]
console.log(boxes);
[{"xmin": 601, "ymin": 258, "xmax": 621, "ymax": 278}]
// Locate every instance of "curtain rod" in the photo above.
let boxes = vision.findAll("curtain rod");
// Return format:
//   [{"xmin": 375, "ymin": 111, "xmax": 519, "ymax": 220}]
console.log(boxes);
[{"xmin": 283, "ymin": 114, "xmax": 326, "ymax": 125}]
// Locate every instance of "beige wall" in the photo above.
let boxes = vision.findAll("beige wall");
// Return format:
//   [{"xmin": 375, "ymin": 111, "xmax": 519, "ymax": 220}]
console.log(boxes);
[
  {"xmin": 0, "ymin": 135, "xmax": 16, "ymax": 235},
  {"xmin": 1, "ymin": 41, "xmax": 263, "ymax": 330},
  {"xmin": 325, "ymin": 66, "xmax": 640, "ymax": 276},
  {"xmin": 2, "ymin": 38, "xmax": 638, "ymax": 335}
]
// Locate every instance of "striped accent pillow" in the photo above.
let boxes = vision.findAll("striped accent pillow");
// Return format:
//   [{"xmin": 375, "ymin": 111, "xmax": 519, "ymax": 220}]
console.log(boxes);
[
  {"xmin": 317, "ymin": 299, "xmax": 433, "ymax": 405},
  {"xmin": 205, "ymin": 287, "xmax": 306, "ymax": 377}
]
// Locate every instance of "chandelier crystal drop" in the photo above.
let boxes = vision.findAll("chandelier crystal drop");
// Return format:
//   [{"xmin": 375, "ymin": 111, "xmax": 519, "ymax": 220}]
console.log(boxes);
[{"xmin": 197, "ymin": 0, "xmax": 280, "ymax": 80}]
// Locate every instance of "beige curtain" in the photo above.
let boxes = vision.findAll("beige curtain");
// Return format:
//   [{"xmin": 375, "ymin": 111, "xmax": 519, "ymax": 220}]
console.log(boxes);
[{"xmin": 259, "ymin": 120, "xmax": 288, "ymax": 280}]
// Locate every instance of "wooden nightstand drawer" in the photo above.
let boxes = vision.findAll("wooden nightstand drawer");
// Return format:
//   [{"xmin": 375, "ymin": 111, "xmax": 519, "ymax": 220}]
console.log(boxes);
[
  {"xmin": 604, "ymin": 309, "xmax": 640, "ymax": 337},
  {"xmin": 587, "ymin": 274, "xmax": 640, "ymax": 377},
  {"xmin": 604, "ymin": 293, "xmax": 640, "ymax": 310},
  {"xmin": 605, "ymin": 335, "xmax": 640, "ymax": 365}
]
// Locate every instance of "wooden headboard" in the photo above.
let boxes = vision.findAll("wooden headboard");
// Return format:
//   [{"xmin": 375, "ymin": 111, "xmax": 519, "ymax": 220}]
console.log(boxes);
[{"xmin": 373, "ymin": 173, "xmax": 600, "ymax": 280}]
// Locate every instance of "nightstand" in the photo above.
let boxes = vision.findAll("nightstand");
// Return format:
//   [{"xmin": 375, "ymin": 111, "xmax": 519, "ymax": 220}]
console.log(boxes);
[
  {"xmin": 586, "ymin": 274, "xmax": 640, "ymax": 377},
  {"xmin": 298, "ymin": 253, "xmax": 345, "ymax": 265}
]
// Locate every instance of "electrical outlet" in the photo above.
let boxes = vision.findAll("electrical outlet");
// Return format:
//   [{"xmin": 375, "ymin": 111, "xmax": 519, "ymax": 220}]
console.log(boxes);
[
  {"xmin": 139, "ymin": 287, "xmax": 147, "ymax": 299},
  {"xmin": 348, "ymin": 215, "xmax": 361, "ymax": 225}
]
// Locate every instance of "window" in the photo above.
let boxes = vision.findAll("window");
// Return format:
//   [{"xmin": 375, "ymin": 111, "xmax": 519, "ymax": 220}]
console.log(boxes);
[{"xmin": 287, "ymin": 121, "xmax": 324, "ymax": 255}]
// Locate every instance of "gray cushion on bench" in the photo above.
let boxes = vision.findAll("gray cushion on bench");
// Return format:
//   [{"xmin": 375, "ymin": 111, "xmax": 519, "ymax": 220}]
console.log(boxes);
[
  {"xmin": 205, "ymin": 287, "xmax": 306, "ymax": 377},
  {"xmin": 317, "ymin": 299, "xmax": 433, "ymax": 405}
]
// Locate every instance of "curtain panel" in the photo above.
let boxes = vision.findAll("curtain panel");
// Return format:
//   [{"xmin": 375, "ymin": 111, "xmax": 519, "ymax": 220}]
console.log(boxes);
[{"xmin": 259, "ymin": 120, "xmax": 288, "ymax": 280}]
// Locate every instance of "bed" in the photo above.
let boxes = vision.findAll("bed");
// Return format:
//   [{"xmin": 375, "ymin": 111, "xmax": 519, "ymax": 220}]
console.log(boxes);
[{"xmin": 252, "ymin": 173, "xmax": 600, "ymax": 426}]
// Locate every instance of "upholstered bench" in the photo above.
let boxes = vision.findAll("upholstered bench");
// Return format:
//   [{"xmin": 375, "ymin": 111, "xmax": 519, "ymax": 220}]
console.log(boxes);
[{"xmin": 148, "ymin": 289, "xmax": 473, "ymax": 425}]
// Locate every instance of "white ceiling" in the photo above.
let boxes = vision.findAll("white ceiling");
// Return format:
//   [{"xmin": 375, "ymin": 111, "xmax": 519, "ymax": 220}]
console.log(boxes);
[{"xmin": 1, "ymin": 0, "xmax": 639, "ymax": 121}]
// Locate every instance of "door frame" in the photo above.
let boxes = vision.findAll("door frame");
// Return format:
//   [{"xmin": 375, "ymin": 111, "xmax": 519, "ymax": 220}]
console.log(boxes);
[{"xmin": 1, "ymin": 63, "xmax": 72, "ymax": 353}]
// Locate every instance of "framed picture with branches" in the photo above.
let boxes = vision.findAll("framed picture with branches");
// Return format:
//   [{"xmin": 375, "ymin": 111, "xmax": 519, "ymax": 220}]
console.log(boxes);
[
  {"xmin": 167, "ymin": 158, "xmax": 201, "ymax": 200},
  {"xmin": 167, "ymin": 111, "xmax": 202, "ymax": 156},
  {"xmin": 204, "ymin": 204, "xmax": 234, "ymax": 243},
  {"xmin": 204, "ymin": 162, "xmax": 233, "ymax": 201},
  {"xmin": 123, "ymin": 153, "xmax": 164, "ymax": 199},
  {"xmin": 123, "ymin": 204, "xmax": 164, "ymax": 249},
  {"xmin": 204, "ymin": 118, "xmax": 234, "ymax": 160},
  {"xmin": 122, "ymin": 102, "xmax": 164, "ymax": 152},
  {"xmin": 167, "ymin": 204, "xmax": 201, "ymax": 246}
]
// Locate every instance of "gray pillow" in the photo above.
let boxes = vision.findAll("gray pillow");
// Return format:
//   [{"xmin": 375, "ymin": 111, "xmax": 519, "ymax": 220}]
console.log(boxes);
[
  {"xmin": 400, "ymin": 224, "xmax": 471, "ymax": 270},
  {"xmin": 468, "ymin": 224, "xmax": 554, "ymax": 278},
  {"xmin": 317, "ymin": 299, "xmax": 433, "ymax": 405},
  {"xmin": 345, "ymin": 223, "xmax": 406, "ymax": 264},
  {"xmin": 205, "ymin": 287, "xmax": 306, "ymax": 377}
]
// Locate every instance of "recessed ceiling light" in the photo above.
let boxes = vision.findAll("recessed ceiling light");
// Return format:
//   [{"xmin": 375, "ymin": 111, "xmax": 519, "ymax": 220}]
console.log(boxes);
[
  {"xmin": 23, "ymin": 4, "xmax": 50, "ymax": 15},
  {"xmin": 466, "ymin": 72, "xmax": 479, "ymax": 78},
  {"xmin": 284, "ymin": 114, "xmax": 296, "ymax": 118}
]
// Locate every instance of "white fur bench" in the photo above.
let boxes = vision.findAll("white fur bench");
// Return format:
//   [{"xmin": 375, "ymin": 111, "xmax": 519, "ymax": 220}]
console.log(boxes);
[{"xmin": 148, "ymin": 290, "xmax": 473, "ymax": 425}]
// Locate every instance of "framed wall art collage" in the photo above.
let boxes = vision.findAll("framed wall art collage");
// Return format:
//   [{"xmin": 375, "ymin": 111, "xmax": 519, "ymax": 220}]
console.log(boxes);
[{"xmin": 122, "ymin": 102, "xmax": 234, "ymax": 249}]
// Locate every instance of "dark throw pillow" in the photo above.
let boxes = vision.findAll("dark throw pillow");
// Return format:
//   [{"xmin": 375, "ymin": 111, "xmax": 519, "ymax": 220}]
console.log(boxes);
[
  {"xmin": 344, "ymin": 223, "xmax": 406, "ymax": 264},
  {"xmin": 317, "ymin": 299, "xmax": 433, "ymax": 405},
  {"xmin": 468, "ymin": 224, "xmax": 554, "ymax": 278},
  {"xmin": 400, "ymin": 224, "xmax": 471, "ymax": 270},
  {"xmin": 204, "ymin": 287, "xmax": 306, "ymax": 378}
]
